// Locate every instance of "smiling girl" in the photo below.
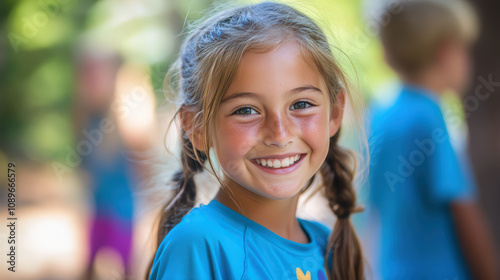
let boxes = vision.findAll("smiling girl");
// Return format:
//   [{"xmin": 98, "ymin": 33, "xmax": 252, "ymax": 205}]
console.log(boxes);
[{"xmin": 146, "ymin": 2, "xmax": 365, "ymax": 279}]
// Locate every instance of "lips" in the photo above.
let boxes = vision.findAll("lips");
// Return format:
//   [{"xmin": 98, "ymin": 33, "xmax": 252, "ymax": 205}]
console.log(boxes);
[{"xmin": 250, "ymin": 153, "xmax": 306, "ymax": 175}]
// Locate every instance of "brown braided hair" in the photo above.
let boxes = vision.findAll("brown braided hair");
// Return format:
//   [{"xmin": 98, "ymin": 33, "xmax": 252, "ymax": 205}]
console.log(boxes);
[
  {"xmin": 320, "ymin": 127, "xmax": 364, "ymax": 279},
  {"xmin": 144, "ymin": 126, "xmax": 208, "ymax": 278}
]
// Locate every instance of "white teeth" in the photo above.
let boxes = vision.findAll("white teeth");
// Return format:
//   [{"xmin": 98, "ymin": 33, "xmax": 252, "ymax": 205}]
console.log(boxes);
[{"xmin": 255, "ymin": 154, "xmax": 301, "ymax": 168}]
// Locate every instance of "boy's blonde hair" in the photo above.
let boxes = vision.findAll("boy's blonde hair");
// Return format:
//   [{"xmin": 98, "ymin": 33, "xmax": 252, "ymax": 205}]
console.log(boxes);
[{"xmin": 380, "ymin": 0, "xmax": 479, "ymax": 76}]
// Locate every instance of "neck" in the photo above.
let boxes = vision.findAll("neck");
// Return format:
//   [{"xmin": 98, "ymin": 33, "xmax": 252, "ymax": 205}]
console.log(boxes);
[
  {"xmin": 402, "ymin": 71, "xmax": 446, "ymax": 95},
  {"xmin": 214, "ymin": 179, "xmax": 309, "ymax": 244}
]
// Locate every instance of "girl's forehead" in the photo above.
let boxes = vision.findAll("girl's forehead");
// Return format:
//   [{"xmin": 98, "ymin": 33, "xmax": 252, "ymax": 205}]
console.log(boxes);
[{"xmin": 230, "ymin": 42, "xmax": 325, "ymax": 92}]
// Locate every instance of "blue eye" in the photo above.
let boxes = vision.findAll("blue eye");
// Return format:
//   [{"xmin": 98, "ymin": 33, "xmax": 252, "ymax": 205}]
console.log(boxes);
[
  {"xmin": 290, "ymin": 101, "xmax": 313, "ymax": 110},
  {"xmin": 232, "ymin": 107, "xmax": 257, "ymax": 115}
]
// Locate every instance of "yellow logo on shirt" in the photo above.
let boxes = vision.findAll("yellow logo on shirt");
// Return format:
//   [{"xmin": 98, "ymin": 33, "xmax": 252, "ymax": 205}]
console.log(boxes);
[{"xmin": 296, "ymin": 267, "xmax": 311, "ymax": 280}]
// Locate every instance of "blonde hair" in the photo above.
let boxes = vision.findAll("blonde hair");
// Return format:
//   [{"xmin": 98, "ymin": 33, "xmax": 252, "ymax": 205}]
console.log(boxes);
[
  {"xmin": 379, "ymin": 0, "xmax": 479, "ymax": 76},
  {"xmin": 146, "ymin": 1, "xmax": 366, "ymax": 279}
]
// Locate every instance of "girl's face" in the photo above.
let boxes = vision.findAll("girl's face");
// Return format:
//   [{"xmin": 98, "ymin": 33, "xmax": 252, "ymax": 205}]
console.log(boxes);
[{"xmin": 212, "ymin": 41, "xmax": 343, "ymax": 200}]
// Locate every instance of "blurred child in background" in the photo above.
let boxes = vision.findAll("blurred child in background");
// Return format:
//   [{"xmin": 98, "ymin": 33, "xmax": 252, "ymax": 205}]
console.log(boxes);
[
  {"xmin": 366, "ymin": 0, "xmax": 499, "ymax": 279},
  {"xmin": 74, "ymin": 46, "xmax": 137, "ymax": 280}
]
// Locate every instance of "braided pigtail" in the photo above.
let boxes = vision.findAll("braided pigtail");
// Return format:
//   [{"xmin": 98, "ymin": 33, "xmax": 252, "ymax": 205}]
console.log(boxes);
[
  {"xmin": 320, "ymin": 127, "xmax": 364, "ymax": 280},
  {"xmin": 144, "ymin": 126, "xmax": 207, "ymax": 279}
]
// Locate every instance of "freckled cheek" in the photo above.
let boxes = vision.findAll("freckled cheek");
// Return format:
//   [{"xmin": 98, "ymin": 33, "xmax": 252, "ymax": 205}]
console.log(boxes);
[
  {"xmin": 216, "ymin": 122, "xmax": 259, "ymax": 162},
  {"xmin": 295, "ymin": 114, "xmax": 330, "ymax": 151}
]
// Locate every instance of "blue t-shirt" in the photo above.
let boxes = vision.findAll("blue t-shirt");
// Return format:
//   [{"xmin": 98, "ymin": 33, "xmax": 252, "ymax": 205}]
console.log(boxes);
[
  {"xmin": 366, "ymin": 84, "xmax": 477, "ymax": 279},
  {"xmin": 149, "ymin": 198, "xmax": 332, "ymax": 280}
]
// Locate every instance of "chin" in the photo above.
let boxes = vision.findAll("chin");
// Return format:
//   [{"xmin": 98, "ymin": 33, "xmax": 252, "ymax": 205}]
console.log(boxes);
[{"xmin": 253, "ymin": 181, "xmax": 305, "ymax": 200}]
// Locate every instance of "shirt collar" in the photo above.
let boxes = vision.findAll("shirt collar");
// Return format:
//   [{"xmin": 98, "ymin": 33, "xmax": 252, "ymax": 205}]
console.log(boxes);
[{"xmin": 401, "ymin": 83, "xmax": 441, "ymax": 105}]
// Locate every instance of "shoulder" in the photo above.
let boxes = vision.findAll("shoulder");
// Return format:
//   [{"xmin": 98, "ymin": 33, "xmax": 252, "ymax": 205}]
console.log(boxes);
[
  {"xmin": 160, "ymin": 205, "xmax": 234, "ymax": 249},
  {"xmin": 398, "ymin": 90, "xmax": 444, "ymax": 124},
  {"xmin": 407, "ymin": 99, "xmax": 448, "ymax": 139},
  {"xmin": 376, "ymin": 91, "xmax": 445, "ymax": 137},
  {"xmin": 150, "ymin": 205, "xmax": 245, "ymax": 279}
]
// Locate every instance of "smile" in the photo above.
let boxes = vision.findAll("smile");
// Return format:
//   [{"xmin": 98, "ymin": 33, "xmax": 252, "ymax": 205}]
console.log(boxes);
[
  {"xmin": 255, "ymin": 154, "xmax": 301, "ymax": 168},
  {"xmin": 250, "ymin": 153, "xmax": 306, "ymax": 175}
]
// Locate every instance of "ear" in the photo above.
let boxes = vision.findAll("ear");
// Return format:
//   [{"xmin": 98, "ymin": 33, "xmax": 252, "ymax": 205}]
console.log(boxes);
[
  {"xmin": 435, "ymin": 40, "xmax": 450, "ymax": 66},
  {"xmin": 435, "ymin": 38, "xmax": 460, "ymax": 67},
  {"xmin": 180, "ymin": 109, "xmax": 207, "ymax": 152},
  {"xmin": 329, "ymin": 89, "xmax": 345, "ymax": 138}
]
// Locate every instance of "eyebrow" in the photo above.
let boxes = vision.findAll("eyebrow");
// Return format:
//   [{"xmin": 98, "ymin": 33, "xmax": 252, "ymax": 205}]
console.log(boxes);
[{"xmin": 221, "ymin": 85, "xmax": 323, "ymax": 104}]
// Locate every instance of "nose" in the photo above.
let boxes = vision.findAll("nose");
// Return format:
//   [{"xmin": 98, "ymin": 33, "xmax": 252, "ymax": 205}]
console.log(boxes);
[{"xmin": 263, "ymin": 111, "xmax": 293, "ymax": 148}]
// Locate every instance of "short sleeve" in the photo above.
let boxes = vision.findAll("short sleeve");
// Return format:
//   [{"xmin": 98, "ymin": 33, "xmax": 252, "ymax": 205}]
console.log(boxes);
[
  {"xmin": 416, "ymin": 106, "xmax": 476, "ymax": 205},
  {"xmin": 149, "ymin": 227, "xmax": 220, "ymax": 280}
]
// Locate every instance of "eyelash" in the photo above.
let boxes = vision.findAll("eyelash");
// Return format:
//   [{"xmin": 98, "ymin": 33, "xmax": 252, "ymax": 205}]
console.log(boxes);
[{"xmin": 231, "ymin": 101, "xmax": 315, "ymax": 116}]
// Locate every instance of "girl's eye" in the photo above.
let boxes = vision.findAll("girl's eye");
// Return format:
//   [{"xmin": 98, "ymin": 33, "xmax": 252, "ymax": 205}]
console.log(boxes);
[
  {"xmin": 232, "ymin": 107, "xmax": 257, "ymax": 116},
  {"xmin": 290, "ymin": 101, "xmax": 313, "ymax": 110}
]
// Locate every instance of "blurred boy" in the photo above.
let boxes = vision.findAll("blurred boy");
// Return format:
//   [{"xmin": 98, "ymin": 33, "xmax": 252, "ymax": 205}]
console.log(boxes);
[{"xmin": 367, "ymin": 0, "xmax": 499, "ymax": 279}]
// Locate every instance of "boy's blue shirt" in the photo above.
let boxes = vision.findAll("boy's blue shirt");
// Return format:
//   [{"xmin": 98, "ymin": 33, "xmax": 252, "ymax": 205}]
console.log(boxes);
[
  {"xmin": 149, "ymin": 198, "xmax": 332, "ymax": 280},
  {"xmin": 367, "ymin": 83, "xmax": 477, "ymax": 279}
]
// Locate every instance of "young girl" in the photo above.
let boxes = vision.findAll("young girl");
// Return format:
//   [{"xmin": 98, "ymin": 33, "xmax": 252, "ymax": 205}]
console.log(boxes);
[{"xmin": 146, "ymin": 2, "xmax": 365, "ymax": 279}]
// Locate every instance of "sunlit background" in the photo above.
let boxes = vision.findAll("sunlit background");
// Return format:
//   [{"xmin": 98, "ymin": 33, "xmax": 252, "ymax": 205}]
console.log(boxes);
[{"xmin": 1, "ymin": 0, "xmax": 499, "ymax": 279}]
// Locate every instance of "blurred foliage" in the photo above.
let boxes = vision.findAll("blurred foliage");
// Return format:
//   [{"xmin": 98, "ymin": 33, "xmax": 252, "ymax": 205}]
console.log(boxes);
[
  {"xmin": 0, "ymin": 0, "xmax": 392, "ymax": 163},
  {"xmin": 0, "ymin": 0, "xmax": 97, "ymax": 161}
]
